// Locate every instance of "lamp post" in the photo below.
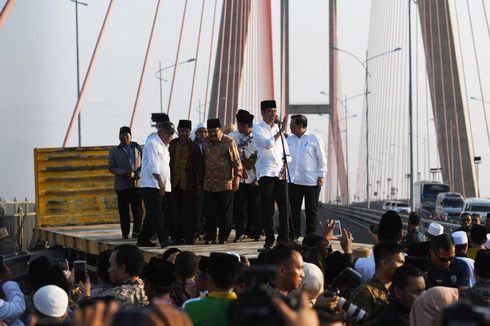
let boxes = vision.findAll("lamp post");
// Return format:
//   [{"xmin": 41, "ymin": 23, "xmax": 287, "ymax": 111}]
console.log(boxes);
[
  {"xmin": 68, "ymin": 0, "xmax": 88, "ymax": 147},
  {"xmin": 333, "ymin": 46, "xmax": 401, "ymax": 209},
  {"xmin": 155, "ymin": 58, "xmax": 196, "ymax": 113},
  {"xmin": 474, "ymin": 156, "xmax": 481, "ymax": 197},
  {"xmin": 320, "ymin": 91, "xmax": 365, "ymax": 204}
]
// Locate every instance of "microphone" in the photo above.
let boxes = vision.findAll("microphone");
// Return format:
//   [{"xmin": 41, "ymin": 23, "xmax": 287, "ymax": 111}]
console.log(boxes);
[{"xmin": 274, "ymin": 119, "xmax": 282, "ymax": 126}]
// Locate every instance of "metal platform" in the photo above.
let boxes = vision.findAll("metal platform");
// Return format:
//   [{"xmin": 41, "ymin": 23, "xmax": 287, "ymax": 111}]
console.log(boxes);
[{"xmin": 36, "ymin": 223, "xmax": 371, "ymax": 262}]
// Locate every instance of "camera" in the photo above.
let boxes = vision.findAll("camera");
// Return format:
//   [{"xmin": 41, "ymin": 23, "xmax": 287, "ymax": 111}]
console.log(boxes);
[
  {"xmin": 228, "ymin": 265, "xmax": 298, "ymax": 326},
  {"xmin": 323, "ymin": 267, "xmax": 368, "ymax": 322}
]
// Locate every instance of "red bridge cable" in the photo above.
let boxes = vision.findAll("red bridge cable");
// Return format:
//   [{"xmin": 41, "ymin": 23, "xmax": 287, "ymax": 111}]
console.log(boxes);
[
  {"xmin": 465, "ymin": 0, "xmax": 490, "ymax": 149},
  {"xmin": 452, "ymin": 0, "xmax": 475, "ymax": 157},
  {"xmin": 0, "ymin": 0, "xmax": 16, "ymax": 30},
  {"xmin": 167, "ymin": 0, "xmax": 189, "ymax": 115},
  {"xmin": 203, "ymin": 0, "xmax": 219, "ymax": 121},
  {"xmin": 130, "ymin": 0, "xmax": 162, "ymax": 130},
  {"xmin": 443, "ymin": 0, "xmax": 465, "ymax": 196},
  {"xmin": 187, "ymin": 0, "xmax": 206, "ymax": 120},
  {"xmin": 215, "ymin": 0, "xmax": 229, "ymax": 118},
  {"xmin": 63, "ymin": 0, "xmax": 116, "ymax": 147}
]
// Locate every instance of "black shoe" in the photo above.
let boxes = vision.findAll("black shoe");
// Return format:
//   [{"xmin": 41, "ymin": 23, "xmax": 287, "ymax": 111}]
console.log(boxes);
[
  {"xmin": 160, "ymin": 240, "xmax": 172, "ymax": 248},
  {"xmin": 204, "ymin": 240, "xmax": 216, "ymax": 245},
  {"xmin": 131, "ymin": 233, "xmax": 139, "ymax": 239},
  {"xmin": 219, "ymin": 240, "xmax": 226, "ymax": 245},
  {"xmin": 137, "ymin": 241, "xmax": 156, "ymax": 247},
  {"xmin": 122, "ymin": 235, "xmax": 129, "ymax": 240},
  {"xmin": 263, "ymin": 241, "xmax": 274, "ymax": 249}
]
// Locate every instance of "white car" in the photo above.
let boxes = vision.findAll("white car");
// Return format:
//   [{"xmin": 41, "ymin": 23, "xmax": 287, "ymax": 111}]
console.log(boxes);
[
  {"xmin": 382, "ymin": 201, "xmax": 393, "ymax": 210},
  {"xmin": 392, "ymin": 202, "xmax": 411, "ymax": 214}
]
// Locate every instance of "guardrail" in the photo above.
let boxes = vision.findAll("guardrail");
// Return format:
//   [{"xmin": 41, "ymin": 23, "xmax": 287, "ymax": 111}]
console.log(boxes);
[
  {"xmin": 324, "ymin": 205, "xmax": 461, "ymax": 233},
  {"xmin": 0, "ymin": 207, "xmax": 36, "ymax": 255}
]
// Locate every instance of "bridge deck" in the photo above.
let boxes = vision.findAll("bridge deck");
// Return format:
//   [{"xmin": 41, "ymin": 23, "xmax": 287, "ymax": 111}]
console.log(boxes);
[{"xmin": 36, "ymin": 223, "xmax": 371, "ymax": 262}]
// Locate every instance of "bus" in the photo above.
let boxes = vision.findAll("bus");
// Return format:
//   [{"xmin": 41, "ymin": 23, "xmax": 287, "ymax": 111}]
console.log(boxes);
[{"xmin": 413, "ymin": 181, "xmax": 450, "ymax": 217}]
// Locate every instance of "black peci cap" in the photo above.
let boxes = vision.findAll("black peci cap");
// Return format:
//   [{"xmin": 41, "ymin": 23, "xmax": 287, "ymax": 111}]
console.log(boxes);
[
  {"xmin": 260, "ymin": 100, "xmax": 277, "ymax": 111},
  {"xmin": 177, "ymin": 120, "xmax": 192, "ymax": 129},
  {"xmin": 151, "ymin": 113, "xmax": 170, "ymax": 123},
  {"xmin": 119, "ymin": 126, "xmax": 131, "ymax": 135},
  {"xmin": 207, "ymin": 118, "xmax": 222, "ymax": 129}
]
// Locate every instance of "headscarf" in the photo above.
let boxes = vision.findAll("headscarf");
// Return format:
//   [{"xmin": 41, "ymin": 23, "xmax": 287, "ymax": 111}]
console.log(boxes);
[{"xmin": 409, "ymin": 286, "xmax": 459, "ymax": 326}]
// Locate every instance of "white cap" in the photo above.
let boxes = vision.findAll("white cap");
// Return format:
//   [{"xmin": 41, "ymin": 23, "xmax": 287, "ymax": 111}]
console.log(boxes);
[
  {"xmin": 427, "ymin": 222, "xmax": 444, "ymax": 236},
  {"xmin": 33, "ymin": 285, "xmax": 68, "ymax": 318},
  {"xmin": 485, "ymin": 234, "xmax": 490, "ymax": 250},
  {"xmin": 195, "ymin": 122, "xmax": 206, "ymax": 130},
  {"xmin": 451, "ymin": 231, "xmax": 468, "ymax": 245}
]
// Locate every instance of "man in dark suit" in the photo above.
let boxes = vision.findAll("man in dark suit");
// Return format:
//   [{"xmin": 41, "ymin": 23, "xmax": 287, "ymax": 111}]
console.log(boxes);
[{"xmin": 108, "ymin": 126, "xmax": 143, "ymax": 239}]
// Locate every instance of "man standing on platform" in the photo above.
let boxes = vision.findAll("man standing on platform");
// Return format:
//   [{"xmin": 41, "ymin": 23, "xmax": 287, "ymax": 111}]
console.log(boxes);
[
  {"xmin": 169, "ymin": 120, "xmax": 204, "ymax": 245},
  {"xmin": 229, "ymin": 110, "xmax": 260, "ymax": 242},
  {"xmin": 137, "ymin": 121, "xmax": 175, "ymax": 248},
  {"xmin": 253, "ymin": 100, "xmax": 290, "ymax": 248},
  {"xmin": 109, "ymin": 126, "xmax": 143, "ymax": 239},
  {"xmin": 287, "ymin": 115, "xmax": 326, "ymax": 239},
  {"xmin": 202, "ymin": 118, "xmax": 242, "ymax": 244}
]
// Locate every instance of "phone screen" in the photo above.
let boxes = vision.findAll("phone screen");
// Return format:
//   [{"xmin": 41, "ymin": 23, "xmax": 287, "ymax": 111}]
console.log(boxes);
[
  {"xmin": 333, "ymin": 221, "xmax": 342, "ymax": 237},
  {"xmin": 74, "ymin": 261, "xmax": 86, "ymax": 284}
]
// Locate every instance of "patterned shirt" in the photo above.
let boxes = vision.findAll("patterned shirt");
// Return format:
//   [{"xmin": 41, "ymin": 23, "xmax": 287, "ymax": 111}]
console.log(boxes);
[
  {"xmin": 228, "ymin": 130, "xmax": 257, "ymax": 184},
  {"xmin": 202, "ymin": 134, "xmax": 242, "ymax": 192},
  {"xmin": 351, "ymin": 277, "xmax": 390, "ymax": 325},
  {"xmin": 171, "ymin": 140, "xmax": 190, "ymax": 190},
  {"xmin": 94, "ymin": 278, "xmax": 149, "ymax": 309}
]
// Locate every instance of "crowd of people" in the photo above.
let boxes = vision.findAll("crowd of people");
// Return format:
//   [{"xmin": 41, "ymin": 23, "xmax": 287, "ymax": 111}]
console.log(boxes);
[
  {"xmin": 1, "ymin": 99, "xmax": 489, "ymax": 325},
  {"xmin": 1, "ymin": 210, "xmax": 490, "ymax": 325}
]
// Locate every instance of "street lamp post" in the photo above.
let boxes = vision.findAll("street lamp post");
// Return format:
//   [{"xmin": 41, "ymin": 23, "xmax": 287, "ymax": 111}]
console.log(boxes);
[
  {"xmin": 155, "ymin": 58, "xmax": 196, "ymax": 113},
  {"xmin": 68, "ymin": 0, "xmax": 88, "ymax": 147},
  {"xmin": 333, "ymin": 46, "xmax": 401, "ymax": 209},
  {"xmin": 319, "ymin": 91, "xmax": 365, "ymax": 204}
]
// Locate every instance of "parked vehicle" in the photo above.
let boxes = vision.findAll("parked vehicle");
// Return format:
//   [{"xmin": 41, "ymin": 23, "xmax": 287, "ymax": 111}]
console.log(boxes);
[
  {"xmin": 382, "ymin": 201, "xmax": 393, "ymax": 210},
  {"xmin": 413, "ymin": 181, "xmax": 450, "ymax": 215},
  {"xmin": 434, "ymin": 192, "xmax": 464, "ymax": 221},
  {"xmin": 392, "ymin": 201, "xmax": 411, "ymax": 214},
  {"xmin": 461, "ymin": 198, "xmax": 490, "ymax": 220}
]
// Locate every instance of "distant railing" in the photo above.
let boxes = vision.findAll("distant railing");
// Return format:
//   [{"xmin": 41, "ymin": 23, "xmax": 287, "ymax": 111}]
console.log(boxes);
[{"xmin": 0, "ymin": 198, "xmax": 36, "ymax": 255}]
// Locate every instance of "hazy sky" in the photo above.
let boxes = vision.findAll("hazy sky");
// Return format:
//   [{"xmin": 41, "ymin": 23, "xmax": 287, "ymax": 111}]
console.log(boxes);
[{"xmin": 2, "ymin": 0, "xmax": 488, "ymax": 202}]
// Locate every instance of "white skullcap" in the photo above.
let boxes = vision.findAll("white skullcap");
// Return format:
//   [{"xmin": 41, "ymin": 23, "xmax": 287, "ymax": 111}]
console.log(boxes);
[
  {"xmin": 195, "ymin": 122, "xmax": 206, "ymax": 130},
  {"xmin": 33, "ymin": 285, "xmax": 68, "ymax": 318},
  {"xmin": 427, "ymin": 222, "xmax": 444, "ymax": 236},
  {"xmin": 451, "ymin": 231, "xmax": 468, "ymax": 245},
  {"xmin": 485, "ymin": 234, "xmax": 490, "ymax": 250}
]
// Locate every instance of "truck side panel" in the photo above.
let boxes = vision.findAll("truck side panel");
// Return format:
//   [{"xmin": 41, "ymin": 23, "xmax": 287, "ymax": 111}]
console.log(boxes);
[{"xmin": 34, "ymin": 146, "xmax": 119, "ymax": 227}]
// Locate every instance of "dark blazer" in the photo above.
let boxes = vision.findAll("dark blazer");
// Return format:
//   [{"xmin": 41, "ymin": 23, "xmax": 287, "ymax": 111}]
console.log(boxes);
[
  {"xmin": 169, "ymin": 138, "xmax": 204, "ymax": 192},
  {"xmin": 108, "ymin": 142, "xmax": 142, "ymax": 190}
]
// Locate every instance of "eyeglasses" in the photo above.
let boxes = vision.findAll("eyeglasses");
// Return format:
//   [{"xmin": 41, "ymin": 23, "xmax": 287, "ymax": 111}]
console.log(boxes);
[{"xmin": 433, "ymin": 250, "xmax": 455, "ymax": 263}]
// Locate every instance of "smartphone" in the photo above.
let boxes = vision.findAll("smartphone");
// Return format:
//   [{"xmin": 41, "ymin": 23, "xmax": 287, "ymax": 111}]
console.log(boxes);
[
  {"xmin": 0, "ymin": 255, "xmax": 4, "ymax": 274},
  {"xmin": 333, "ymin": 220, "xmax": 342, "ymax": 238},
  {"xmin": 74, "ymin": 260, "xmax": 86, "ymax": 284}
]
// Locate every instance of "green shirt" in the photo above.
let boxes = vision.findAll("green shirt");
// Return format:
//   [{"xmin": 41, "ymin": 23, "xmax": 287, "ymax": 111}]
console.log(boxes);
[{"xmin": 184, "ymin": 291, "xmax": 237, "ymax": 326}]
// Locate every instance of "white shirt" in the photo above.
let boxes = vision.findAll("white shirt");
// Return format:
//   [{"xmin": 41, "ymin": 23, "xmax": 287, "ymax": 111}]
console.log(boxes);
[
  {"xmin": 0, "ymin": 281, "xmax": 25, "ymax": 326},
  {"xmin": 253, "ymin": 120, "xmax": 290, "ymax": 180},
  {"xmin": 229, "ymin": 130, "xmax": 257, "ymax": 184},
  {"xmin": 354, "ymin": 254, "xmax": 375, "ymax": 281},
  {"xmin": 140, "ymin": 133, "xmax": 171, "ymax": 191},
  {"xmin": 287, "ymin": 131, "xmax": 327, "ymax": 186},
  {"xmin": 455, "ymin": 256, "xmax": 476, "ymax": 286}
]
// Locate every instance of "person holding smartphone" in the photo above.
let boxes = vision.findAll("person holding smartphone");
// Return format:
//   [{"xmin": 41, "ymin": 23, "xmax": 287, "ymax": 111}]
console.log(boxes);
[{"xmin": 0, "ymin": 258, "xmax": 26, "ymax": 326}]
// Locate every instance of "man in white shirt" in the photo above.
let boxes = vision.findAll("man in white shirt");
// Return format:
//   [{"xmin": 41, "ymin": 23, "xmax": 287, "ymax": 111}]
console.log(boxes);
[
  {"xmin": 137, "ymin": 121, "xmax": 175, "ymax": 248},
  {"xmin": 287, "ymin": 115, "xmax": 326, "ymax": 238},
  {"xmin": 253, "ymin": 100, "xmax": 290, "ymax": 248},
  {"xmin": 0, "ymin": 264, "xmax": 25, "ymax": 326},
  {"xmin": 452, "ymin": 230, "xmax": 476, "ymax": 286},
  {"xmin": 229, "ymin": 110, "xmax": 260, "ymax": 242}
]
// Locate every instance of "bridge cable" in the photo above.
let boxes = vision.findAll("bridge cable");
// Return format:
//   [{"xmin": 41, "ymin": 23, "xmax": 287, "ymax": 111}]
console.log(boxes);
[
  {"xmin": 443, "ymin": 0, "xmax": 466, "ymax": 196},
  {"xmin": 187, "ymin": 0, "xmax": 206, "ymax": 120},
  {"xmin": 215, "ymin": 0, "xmax": 229, "ymax": 118},
  {"xmin": 481, "ymin": 0, "xmax": 490, "ymax": 41},
  {"xmin": 465, "ymin": 0, "xmax": 490, "ymax": 149},
  {"xmin": 203, "ymin": 0, "xmax": 219, "ymax": 121},
  {"xmin": 223, "ymin": 0, "xmax": 235, "ymax": 124},
  {"xmin": 130, "ymin": 0, "xmax": 162, "ymax": 130},
  {"xmin": 166, "ymin": 0, "xmax": 189, "ymax": 115}
]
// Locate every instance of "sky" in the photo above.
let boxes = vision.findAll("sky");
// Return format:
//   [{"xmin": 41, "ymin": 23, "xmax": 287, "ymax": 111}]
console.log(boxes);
[{"xmin": 1, "ymin": 0, "xmax": 488, "ymax": 203}]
